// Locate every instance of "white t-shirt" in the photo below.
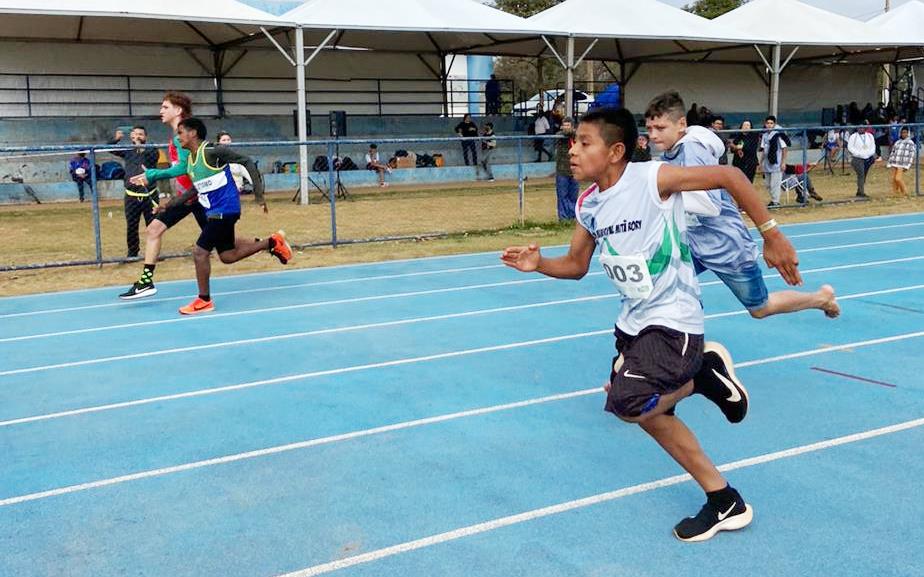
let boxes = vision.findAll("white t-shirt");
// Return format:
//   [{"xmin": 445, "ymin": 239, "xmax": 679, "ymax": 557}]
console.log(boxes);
[
  {"xmin": 576, "ymin": 161, "xmax": 704, "ymax": 336},
  {"xmin": 534, "ymin": 116, "xmax": 550, "ymax": 135}
]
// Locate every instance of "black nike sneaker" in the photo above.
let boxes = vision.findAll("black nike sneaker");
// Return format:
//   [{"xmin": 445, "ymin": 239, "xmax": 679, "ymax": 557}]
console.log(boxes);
[
  {"xmin": 674, "ymin": 487, "xmax": 753, "ymax": 542},
  {"xmin": 693, "ymin": 341, "xmax": 749, "ymax": 423},
  {"xmin": 119, "ymin": 282, "xmax": 157, "ymax": 300}
]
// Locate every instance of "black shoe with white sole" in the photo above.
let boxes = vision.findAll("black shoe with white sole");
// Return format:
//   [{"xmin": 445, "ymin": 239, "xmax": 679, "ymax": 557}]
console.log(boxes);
[
  {"xmin": 693, "ymin": 341, "xmax": 749, "ymax": 423},
  {"xmin": 119, "ymin": 282, "xmax": 157, "ymax": 300},
  {"xmin": 674, "ymin": 487, "xmax": 753, "ymax": 542}
]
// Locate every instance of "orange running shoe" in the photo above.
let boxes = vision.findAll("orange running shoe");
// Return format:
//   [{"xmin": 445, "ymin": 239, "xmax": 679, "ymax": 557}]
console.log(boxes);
[
  {"xmin": 269, "ymin": 230, "xmax": 292, "ymax": 264},
  {"xmin": 179, "ymin": 297, "xmax": 215, "ymax": 315}
]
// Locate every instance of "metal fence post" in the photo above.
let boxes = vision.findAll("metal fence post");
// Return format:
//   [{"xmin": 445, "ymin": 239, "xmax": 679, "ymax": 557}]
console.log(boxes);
[
  {"xmin": 88, "ymin": 147, "xmax": 103, "ymax": 266},
  {"xmin": 801, "ymin": 128, "xmax": 808, "ymax": 171},
  {"xmin": 916, "ymin": 123, "xmax": 921, "ymax": 197},
  {"xmin": 517, "ymin": 136, "xmax": 525, "ymax": 226},
  {"xmin": 327, "ymin": 140, "xmax": 338, "ymax": 247}
]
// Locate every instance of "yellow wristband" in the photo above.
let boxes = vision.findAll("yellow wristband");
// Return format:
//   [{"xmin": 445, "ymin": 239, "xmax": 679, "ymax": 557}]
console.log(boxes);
[{"xmin": 758, "ymin": 218, "xmax": 778, "ymax": 233}]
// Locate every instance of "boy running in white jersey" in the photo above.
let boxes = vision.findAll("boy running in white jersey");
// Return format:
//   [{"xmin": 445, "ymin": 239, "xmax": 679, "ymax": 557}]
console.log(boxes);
[
  {"xmin": 502, "ymin": 108, "xmax": 802, "ymax": 542},
  {"xmin": 644, "ymin": 91, "xmax": 839, "ymax": 320}
]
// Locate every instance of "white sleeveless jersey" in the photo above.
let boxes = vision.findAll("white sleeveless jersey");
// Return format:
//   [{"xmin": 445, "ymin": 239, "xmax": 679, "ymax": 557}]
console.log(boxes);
[{"xmin": 576, "ymin": 161, "xmax": 704, "ymax": 336}]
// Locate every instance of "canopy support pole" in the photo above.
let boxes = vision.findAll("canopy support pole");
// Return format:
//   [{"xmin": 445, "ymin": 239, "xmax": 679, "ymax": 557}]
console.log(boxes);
[
  {"xmin": 295, "ymin": 26, "xmax": 309, "ymax": 205},
  {"xmin": 565, "ymin": 36, "xmax": 574, "ymax": 118},
  {"xmin": 769, "ymin": 43, "xmax": 781, "ymax": 117}
]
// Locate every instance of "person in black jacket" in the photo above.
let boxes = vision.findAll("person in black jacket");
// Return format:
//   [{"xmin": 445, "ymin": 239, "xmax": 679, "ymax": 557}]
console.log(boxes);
[
  {"xmin": 109, "ymin": 126, "xmax": 161, "ymax": 257},
  {"xmin": 455, "ymin": 114, "xmax": 479, "ymax": 166}
]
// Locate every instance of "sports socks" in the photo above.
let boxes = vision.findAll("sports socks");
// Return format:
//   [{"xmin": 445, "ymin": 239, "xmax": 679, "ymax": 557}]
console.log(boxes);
[{"xmin": 138, "ymin": 264, "xmax": 156, "ymax": 285}]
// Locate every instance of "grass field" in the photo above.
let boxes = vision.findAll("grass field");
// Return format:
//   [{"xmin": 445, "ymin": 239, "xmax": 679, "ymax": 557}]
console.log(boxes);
[{"xmin": 1, "ymin": 162, "xmax": 921, "ymax": 297}]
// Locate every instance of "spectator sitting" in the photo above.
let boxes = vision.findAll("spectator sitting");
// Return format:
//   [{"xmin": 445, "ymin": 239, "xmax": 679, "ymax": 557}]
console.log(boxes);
[
  {"xmin": 216, "ymin": 131, "xmax": 254, "ymax": 194},
  {"xmin": 632, "ymin": 134, "xmax": 652, "ymax": 162},
  {"xmin": 484, "ymin": 74, "xmax": 501, "ymax": 116},
  {"xmin": 68, "ymin": 151, "xmax": 91, "ymax": 202},
  {"xmin": 455, "ymin": 113, "xmax": 479, "ymax": 166},
  {"xmin": 365, "ymin": 143, "xmax": 391, "ymax": 187},
  {"xmin": 783, "ymin": 162, "xmax": 822, "ymax": 203}
]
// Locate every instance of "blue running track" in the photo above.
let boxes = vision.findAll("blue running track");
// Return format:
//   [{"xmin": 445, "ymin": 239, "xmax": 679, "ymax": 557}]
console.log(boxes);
[{"xmin": 1, "ymin": 212, "xmax": 923, "ymax": 577}]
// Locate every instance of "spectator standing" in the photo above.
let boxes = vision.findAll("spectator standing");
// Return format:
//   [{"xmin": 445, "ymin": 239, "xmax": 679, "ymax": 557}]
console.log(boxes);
[
  {"xmin": 109, "ymin": 126, "xmax": 160, "ymax": 257},
  {"xmin": 553, "ymin": 116, "xmax": 578, "ymax": 220},
  {"xmin": 759, "ymin": 115, "xmax": 788, "ymax": 207},
  {"xmin": 455, "ymin": 113, "xmax": 479, "ymax": 166},
  {"xmin": 68, "ymin": 152, "xmax": 91, "ymax": 202},
  {"xmin": 478, "ymin": 122, "xmax": 496, "ymax": 181},
  {"xmin": 484, "ymin": 74, "xmax": 501, "ymax": 115},
  {"xmin": 710, "ymin": 116, "xmax": 729, "ymax": 165},
  {"xmin": 732, "ymin": 120, "xmax": 761, "ymax": 182},
  {"xmin": 364, "ymin": 143, "xmax": 391, "ymax": 187},
  {"xmin": 847, "ymin": 121, "xmax": 877, "ymax": 198},
  {"xmin": 533, "ymin": 108, "xmax": 552, "ymax": 162},
  {"xmin": 887, "ymin": 126, "xmax": 915, "ymax": 197},
  {"xmin": 633, "ymin": 134, "xmax": 652, "ymax": 162},
  {"xmin": 686, "ymin": 102, "xmax": 700, "ymax": 127}
]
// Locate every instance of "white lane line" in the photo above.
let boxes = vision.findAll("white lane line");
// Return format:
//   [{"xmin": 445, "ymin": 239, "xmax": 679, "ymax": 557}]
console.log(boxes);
[
  {"xmin": 4, "ymin": 254, "xmax": 923, "ymax": 374},
  {"xmin": 1, "ymin": 280, "xmax": 922, "ymax": 428},
  {"xmin": 3, "ymin": 211, "xmax": 922, "ymax": 305},
  {"xmin": 796, "ymin": 235, "xmax": 924, "ymax": 254},
  {"xmin": 276, "ymin": 416, "xmax": 924, "ymax": 577},
  {"xmin": 3, "ymin": 220, "xmax": 919, "ymax": 320},
  {"xmin": 2, "ymin": 330, "xmax": 923, "ymax": 508},
  {"xmin": 4, "ymin": 234, "xmax": 924, "ymax": 344},
  {"xmin": 780, "ymin": 221, "xmax": 924, "ymax": 240},
  {"xmin": 0, "ymin": 331, "xmax": 608, "ymax": 428},
  {"xmin": 0, "ymin": 264, "xmax": 506, "ymax": 320}
]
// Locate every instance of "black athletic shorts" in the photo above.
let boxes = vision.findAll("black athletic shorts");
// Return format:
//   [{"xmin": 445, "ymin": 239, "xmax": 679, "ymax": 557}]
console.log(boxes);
[
  {"xmin": 196, "ymin": 213, "xmax": 240, "ymax": 253},
  {"xmin": 155, "ymin": 200, "xmax": 207, "ymax": 230},
  {"xmin": 605, "ymin": 325, "xmax": 704, "ymax": 418}
]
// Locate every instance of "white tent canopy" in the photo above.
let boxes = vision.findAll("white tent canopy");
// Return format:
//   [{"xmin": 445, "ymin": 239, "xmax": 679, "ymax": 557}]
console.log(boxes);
[
  {"xmin": 712, "ymin": 0, "xmax": 920, "ymax": 115},
  {"xmin": 283, "ymin": 0, "xmax": 548, "ymax": 54},
  {"xmin": 867, "ymin": 0, "xmax": 924, "ymax": 48},
  {"xmin": 282, "ymin": 0, "xmax": 550, "ymax": 203},
  {"xmin": 519, "ymin": 0, "xmax": 763, "ymax": 118},
  {"xmin": 0, "ymin": 0, "xmax": 289, "ymax": 46}
]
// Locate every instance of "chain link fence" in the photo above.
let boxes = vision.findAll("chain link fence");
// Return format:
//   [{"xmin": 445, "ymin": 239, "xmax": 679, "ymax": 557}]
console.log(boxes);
[{"xmin": 1, "ymin": 124, "xmax": 921, "ymax": 271}]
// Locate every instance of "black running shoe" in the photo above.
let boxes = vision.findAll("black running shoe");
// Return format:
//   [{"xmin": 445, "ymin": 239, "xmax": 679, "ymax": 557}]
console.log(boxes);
[
  {"xmin": 119, "ymin": 282, "xmax": 157, "ymax": 300},
  {"xmin": 693, "ymin": 342, "xmax": 749, "ymax": 423},
  {"xmin": 674, "ymin": 488, "xmax": 753, "ymax": 542}
]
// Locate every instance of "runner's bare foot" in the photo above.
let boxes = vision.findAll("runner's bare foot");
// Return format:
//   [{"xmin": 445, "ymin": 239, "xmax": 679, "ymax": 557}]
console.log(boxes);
[{"xmin": 820, "ymin": 284, "xmax": 840, "ymax": 318}]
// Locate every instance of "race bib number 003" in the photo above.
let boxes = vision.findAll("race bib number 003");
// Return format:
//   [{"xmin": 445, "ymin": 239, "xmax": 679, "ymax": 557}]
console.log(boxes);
[{"xmin": 599, "ymin": 253, "xmax": 653, "ymax": 299}]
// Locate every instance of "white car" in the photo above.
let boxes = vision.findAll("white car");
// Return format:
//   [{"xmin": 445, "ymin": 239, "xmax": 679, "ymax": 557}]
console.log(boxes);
[{"xmin": 513, "ymin": 89, "xmax": 594, "ymax": 116}]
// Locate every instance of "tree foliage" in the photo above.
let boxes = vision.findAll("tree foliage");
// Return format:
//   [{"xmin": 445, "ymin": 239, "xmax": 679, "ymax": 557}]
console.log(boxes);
[
  {"xmin": 683, "ymin": 0, "xmax": 744, "ymax": 19},
  {"xmin": 492, "ymin": 0, "xmax": 561, "ymax": 18}
]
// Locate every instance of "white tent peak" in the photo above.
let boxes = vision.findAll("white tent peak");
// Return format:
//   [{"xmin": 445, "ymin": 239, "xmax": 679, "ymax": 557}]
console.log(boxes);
[
  {"xmin": 0, "ymin": 0, "xmax": 287, "ymax": 26},
  {"xmin": 866, "ymin": 0, "xmax": 924, "ymax": 23},
  {"xmin": 713, "ymin": 0, "xmax": 893, "ymax": 46},
  {"xmin": 283, "ymin": 0, "xmax": 544, "ymax": 34},
  {"xmin": 527, "ymin": 0, "xmax": 753, "ymax": 43}
]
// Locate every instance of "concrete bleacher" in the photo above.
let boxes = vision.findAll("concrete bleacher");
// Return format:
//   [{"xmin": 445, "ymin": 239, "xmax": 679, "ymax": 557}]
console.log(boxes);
[{"xmin": 0, "ymin": 114, "xmax": 557, "ymax": 203}]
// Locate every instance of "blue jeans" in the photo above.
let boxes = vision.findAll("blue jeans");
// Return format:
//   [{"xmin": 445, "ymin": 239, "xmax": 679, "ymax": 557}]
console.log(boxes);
[
  {"xmin": 556, "ymin": 175, "xmax": 579, "ymax": 220},
  {"xmin": 707, "ymin": 260, "xmax": 769, "ymax": 312}
]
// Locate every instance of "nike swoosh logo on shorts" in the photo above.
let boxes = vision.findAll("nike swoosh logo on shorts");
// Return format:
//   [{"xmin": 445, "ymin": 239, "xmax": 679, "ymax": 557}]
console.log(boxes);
[
  {"xmin": 714, "ymin": 369, "xmax": 742, "ymax": 402},
  {"xmin": 624, "ymin": 370, "xmax": 647, "ymax": 380},
  {"xmin": 718, "ymin": 502, "xmax": 736, "ymax": 521}
]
